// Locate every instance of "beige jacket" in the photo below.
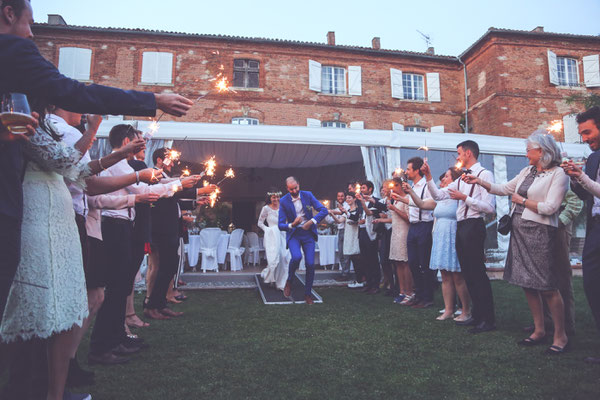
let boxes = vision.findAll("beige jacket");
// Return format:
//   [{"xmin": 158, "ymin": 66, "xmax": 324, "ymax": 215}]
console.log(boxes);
[
  {"xmin": 86, "ymin": 194, "xmax": 136, "ymax": 240},
  {"xmin": 489, "ymin": 165, "xmax": 568, "ymax": 227}
]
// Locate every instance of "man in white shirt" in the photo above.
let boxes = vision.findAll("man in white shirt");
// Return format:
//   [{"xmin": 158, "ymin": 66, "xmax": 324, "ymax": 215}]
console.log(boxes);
[
  {"xmin": 404, "ymin": 157, "xmax": 436, "ymax": 308},
  {"xmin": 423, "ymin": 140, "xmax": 497, "ymax": 333},
  {"xmin": 89, "ymin": 124, "xmax": 190, "ymax": 362}
]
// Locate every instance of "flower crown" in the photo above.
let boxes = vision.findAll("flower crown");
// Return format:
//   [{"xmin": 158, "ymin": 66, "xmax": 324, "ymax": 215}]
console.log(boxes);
[{"xmin": 267, "ymin": 191, "xmax": 282, "ymax": 197}]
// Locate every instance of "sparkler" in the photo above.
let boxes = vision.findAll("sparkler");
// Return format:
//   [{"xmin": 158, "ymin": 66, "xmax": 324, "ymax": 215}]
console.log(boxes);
[
  {"xmin": 181, "ymin": 168, "xmax": 190, "ymax": 178},
  {"xmin": 204, "ymin": 156, "xmax": 217, "ymax": 177},
  {"xmin": 418, "ymin": 138, "xmax": 429, "ymax": 161},
  {"xmin": 203, "ymin": 180, "xmax": 209, "ymax": 187},
  {"xmin": 171, "ymin": 183, "xmax": 180, "ymax": 193},
  {"xmin": 209, "ymin": 188, "xmax": 221, "ymax": 208},
  {"xmin": 216, "ymin": 168, "xmax": 235, "ymax": 185},
  {"xmin": 394, "ymin": 167, "xmax": 404, "ymax": 177},
  {"xmin": 162, "ymin": 149, "xmax": 181, "ymax": 167},
  {"xmin": 455, "ymin": 160, "xmax": 464, "ymax": 170},
  {"xmin": 546, "ymin": 119, "xmax": 568, "ymax": 160},
  {"xmin": 323, "ymin": 200, "xmax": 330, "ymax": 209},
  {"xmin": 354, "ymin": 183, "xmax": 361, "ymax": 195}
]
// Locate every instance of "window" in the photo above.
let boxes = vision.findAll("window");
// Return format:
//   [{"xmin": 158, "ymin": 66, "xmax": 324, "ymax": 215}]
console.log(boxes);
[
  {"xmin": 402, "ymin": 73, "xmax": 425, "ymax": 100},
  {"xmin": 322, "ymin": 66, "xmax": 346, "ymax": 95},
  {"xmin": 141, "ymin": 52, "xmax": 173, "ymax": 84},
  {"xmin": 231, "ymin": 117, "xmax": 259, "ymax": 125},
  {"xmin": 557, "ymin": 57, "xmax": 579, "ymax": 86},
  {"xmin": 322, "ymin": 121, "xmax": 347, "ymax": 128},
  {"xmin": 233, "ymin": 59, "xmax": 260, "ymax": 88},
  {"xmin": 406, "ymin": 126, "xmax": 426, "ymax": 132},
  {"xmin": 58, "ymin": 47, "xmax": 92, "ymax": 81}
]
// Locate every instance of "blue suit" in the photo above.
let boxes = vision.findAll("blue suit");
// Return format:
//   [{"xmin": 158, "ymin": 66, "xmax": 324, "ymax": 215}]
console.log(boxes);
[{"xmin": 278, "ymin": 191, "xmax": 328, "ymax": 295}]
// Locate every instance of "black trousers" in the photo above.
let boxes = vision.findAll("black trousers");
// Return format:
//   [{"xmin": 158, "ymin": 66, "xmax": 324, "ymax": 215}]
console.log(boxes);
[
  {"xmin": 0, "ymin": 215, "xmax": 21, "ymax": 327},
  {"xmin": 456, "ymin": 218, "xmax": 495, "ymax": 324},
  {"xmin": 359, "ymin": 228, "xmax": 380, "ymax": 289},
  {"xmin": 407, "ymin": 221, "xmax": 435, "ymax": 302},
  {"xmin": 583, "ymin": 219, "xmax": 600, "ymax": 333},
  {"xmin": 90, "ymin": 218, "xmax": 135, "ymax": 354},
  {"xmin": 147, "ymin": 235, "xmax": 179, "ymax": 310}
]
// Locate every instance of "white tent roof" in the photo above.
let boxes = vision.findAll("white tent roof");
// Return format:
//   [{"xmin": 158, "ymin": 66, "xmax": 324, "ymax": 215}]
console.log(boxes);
[{"xmin": 96, "ymin": 120, "xmax": 590, "ymax": 158}]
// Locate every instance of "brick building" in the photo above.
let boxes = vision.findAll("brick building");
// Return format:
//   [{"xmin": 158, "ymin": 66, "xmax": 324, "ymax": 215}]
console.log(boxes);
[{"xmin": 25, "ymin": 16, "xmax": 591, "ymax": 142}]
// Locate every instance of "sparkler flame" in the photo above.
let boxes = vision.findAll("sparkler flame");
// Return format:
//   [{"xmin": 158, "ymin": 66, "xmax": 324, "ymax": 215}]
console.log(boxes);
[
  {"xmin": 168, "ymin": 149, "xmax": 181, "ymax": 161},
  {"xmin": 455, "ymin": 161, "xmax": 464, "ymax": 170},
  {"xmin": 547, "ymin": 120, "xmax": 563, "ymax": 134},
  {"xmin": 209, "ymin": 188, "xmax": 221, "ymax": 208},
  {"xmin": 172, "ymin": 183, "xmax": 180, "ymax": 193},
  {"xmin": 354, "ymin": 183, "xmax": 361, "ymax": 195},
  {"xmin": 203, "ymin": 180, "xmax": 209, "ymax": 187},
  {"xmin": 394, "ymin": 167, "xmax": 404, "ymax": 176},
  {"xmin": 204, "ymin": 156, "xmax": 217, "ymax": 177},
  {"xmin": 181, "ymin": 168, "xmax": 190, "ymax": 177},
  {"xmin": 224, "ymin": 168, "xmax": 235, "ymax": 179},
  {"xmin": 323, "ymin": 200, "xmax": 330, "ymax": 208}
]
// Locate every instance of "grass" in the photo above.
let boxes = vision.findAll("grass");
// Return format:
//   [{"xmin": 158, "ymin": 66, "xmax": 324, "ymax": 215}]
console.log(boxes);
[{"xmin": 75, "ymin": 278, "xmax": 600, "ymax": 400}]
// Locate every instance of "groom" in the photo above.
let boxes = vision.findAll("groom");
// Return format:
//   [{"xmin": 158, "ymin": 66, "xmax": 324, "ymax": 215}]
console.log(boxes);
[{"xmin": 278, "ymin": 177, "xmax": 328, "ymax": 304}]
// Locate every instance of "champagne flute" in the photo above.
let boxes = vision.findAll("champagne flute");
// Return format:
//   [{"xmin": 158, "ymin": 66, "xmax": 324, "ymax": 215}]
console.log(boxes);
[{"xmin": 0, "ymin": 93, "xmax": 36, "ymax": 134}]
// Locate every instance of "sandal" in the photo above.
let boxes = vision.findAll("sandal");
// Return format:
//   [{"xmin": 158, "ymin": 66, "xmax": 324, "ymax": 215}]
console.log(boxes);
[
  {"xmin": 125, "ymin": 313, "xmax": 150, "ymax": 328},
  {"xmin": 518, "ymin": 335, "xmax": 547, "ymax": 346},
  {"xmin": 546, "ymin": 341, "xmax": 570, "ymax": 355}
]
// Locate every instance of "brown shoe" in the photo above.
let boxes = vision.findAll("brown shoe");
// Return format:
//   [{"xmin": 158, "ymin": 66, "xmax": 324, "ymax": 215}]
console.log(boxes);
[
  {"xmin": 144, "ymin": 308, "xmax": 171, "ymax": 320},
  {"xmin": 304, "ymin": 295, "xmax": 314, "ymax": 305},
  {"xmin": 160, "ymin": 307, "xmax": 184, "ymax": 317},
  {"xmin": 88, "ymin": 351, "xmax": 130, "ymax": 365},
  {"xmin": 284, "ymin": 281, "xmax": 292, "ymax": 297}
]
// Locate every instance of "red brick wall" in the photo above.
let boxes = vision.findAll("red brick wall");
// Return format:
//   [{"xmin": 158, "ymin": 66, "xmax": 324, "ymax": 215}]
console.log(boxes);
[
  {"xmin": 32, "ymin": 26, "xmax": 465, "ymax": 132},
  {"xmin": 464, "ymin": 34, "xmax": 600, "ymax": 139}
]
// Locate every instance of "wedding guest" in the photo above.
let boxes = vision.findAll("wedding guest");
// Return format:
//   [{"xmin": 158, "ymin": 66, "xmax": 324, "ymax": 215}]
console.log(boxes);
[
  {"xmin": 375, "ymin": 182, "xmax": 394, "ymax": 295},
  {"xmin": 563, "ymin": 106, "xmax": 600, "ymax": 364},
  {"xmin": 329, "ymin": 193, "xmax": 363, "ymax": 285},
  {"xmin": 356, "ymin": 181, "xmax": 383, "ymax": 294},
  {"xmin": 332, "ymin": 191, "xmax": 352, "ymax": 281},
  {"xmin": 404, "ymin": 157, "xmax": 436, "ymax": 308},
  {"xmin": 423, "ymin": 140, "xmax": 497, "ymax": 334},
  {"xmin": 403, "ymin": 168, "xmax": 471, "ymax": 321},
  {"xmin": 258, "ymin": 188, "xmax": 288, "ymax": 290},
  {"xmin": 89, "ymin": 127, "xmax": 186, "ymax": 363},
  {"xmin": 466, "ymin": 132, "xmax": 569, "ymax": 353},
  {"xmin": 385, "ymin": 178, "xmax": 413, "ymax": 305},
  {"xmin": 145, "ymin": 148, "xmax": 213, "ymax": 319}
]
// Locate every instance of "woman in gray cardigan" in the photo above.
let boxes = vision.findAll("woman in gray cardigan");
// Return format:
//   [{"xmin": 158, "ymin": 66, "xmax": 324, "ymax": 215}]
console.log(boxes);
[{"xmin": 464, "ymin": 132, "xmax": 569, "ymax": 354}]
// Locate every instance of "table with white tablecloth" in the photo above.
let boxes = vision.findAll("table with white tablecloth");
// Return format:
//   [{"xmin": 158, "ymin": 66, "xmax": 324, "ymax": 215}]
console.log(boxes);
[
  {"xmin": 187, "ymin": 232, "xmax": 230, "ymax": 268},
  {"xmin": 317, "ymin": 235, "xmax": 337, "ymax": 266}
]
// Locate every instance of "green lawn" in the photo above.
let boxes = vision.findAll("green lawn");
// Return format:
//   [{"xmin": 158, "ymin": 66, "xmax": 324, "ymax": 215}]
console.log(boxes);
[{"xmin": 77, "ymin": 278, "xmax": 600, "ymax": 400}]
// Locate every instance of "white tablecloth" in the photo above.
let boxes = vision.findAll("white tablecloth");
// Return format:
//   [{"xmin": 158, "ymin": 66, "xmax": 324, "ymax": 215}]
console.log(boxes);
[
  {"xmin": 317, "ymin": 235, "xmax": 337, "ymax": 266},
  {"xmin": 187, "ymin": 232, "xmax": 230, "ymax": 267}
]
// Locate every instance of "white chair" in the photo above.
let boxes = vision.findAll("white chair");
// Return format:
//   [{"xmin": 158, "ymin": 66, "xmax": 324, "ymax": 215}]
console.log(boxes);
[
  {"xmin": 199, "ymin": 228, "xmax": 221, "ymax": 272},
  {"xmin": 245, "ymin": 232, "xmax": 262, "ymax": 266},
  {"xmin": 227, "ymin": 229, "xmax": 245, "ymax": 271}
]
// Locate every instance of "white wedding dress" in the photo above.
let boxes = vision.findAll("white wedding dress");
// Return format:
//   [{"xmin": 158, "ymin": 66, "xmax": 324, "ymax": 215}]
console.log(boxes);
[
  {"xmin": 257, "ymin": 205, "xmax": 289, "ymax": 290},
  {"xmin": 0, "ymin": 130, "xmax": 90, "ymax": 342}
]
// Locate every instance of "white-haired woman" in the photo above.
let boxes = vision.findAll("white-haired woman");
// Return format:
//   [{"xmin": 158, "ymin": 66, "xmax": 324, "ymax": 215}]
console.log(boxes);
[{"xmin": 464, "ymin": 132, "xmax": 569, "ymax": 354}]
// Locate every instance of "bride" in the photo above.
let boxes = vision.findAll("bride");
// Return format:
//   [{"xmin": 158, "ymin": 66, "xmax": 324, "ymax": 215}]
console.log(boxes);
[{"xmin": 257, "ymin": 189, "xmax": 288, "ymax": 290}]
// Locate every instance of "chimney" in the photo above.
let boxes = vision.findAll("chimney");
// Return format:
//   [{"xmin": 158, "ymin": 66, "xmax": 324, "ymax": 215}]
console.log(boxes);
[
  {"xmin": 372, "ymin": 37, "xmax": 381, "ymax": 50},
  {"xmin": 327, "ymin": 31, "xmax": 335, "ymax": 46},
  {"xmin": 533, "ymin": 26, "xmax": 544, "ymax": 33},
  {"xmin": 47, "ymin": 14, "xmax": 67, "ymax": 26},
  {"xmin": 426, "ymin": 47, "xmax": 435, "ymax": 55}
]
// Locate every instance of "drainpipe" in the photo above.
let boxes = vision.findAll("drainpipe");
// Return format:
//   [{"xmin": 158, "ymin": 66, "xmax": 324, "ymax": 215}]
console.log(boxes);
[{"xmin": 457, "ymin": 56, "xmax": 469, "ymax": 133}]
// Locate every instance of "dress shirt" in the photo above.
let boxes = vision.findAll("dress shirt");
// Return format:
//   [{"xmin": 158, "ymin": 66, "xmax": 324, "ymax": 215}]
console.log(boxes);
[
  {"xmin": 408, "ymin": 176, "xmax": 434, "ymax": 223},
  {"xmin": 592, "ymin": 167, "xmax": 600, "ymax": 217},
  {"xmin": 288, "ymin": 194, "xmax": 317, "ymax": 229},
  {"xmin": 49, "ymin": 114, "xmax": 90, "ymax": 217},
  {"xmin": 100, "ymin": 157, "xmax": 179, "ymax": 221},
  {"xmin": 427, "ymin": 162, "xmax": 496, "ymax": 221},
  {"xmin": 336, "ymin": 202, "xmax": 350, "ymax": 230}
]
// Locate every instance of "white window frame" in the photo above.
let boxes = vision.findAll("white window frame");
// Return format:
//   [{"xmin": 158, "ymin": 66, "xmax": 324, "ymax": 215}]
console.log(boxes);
[
  {"xmin": 405, "ymin": 126, "xmax": 426, "ymax": 132},
  {"xmin": 231, "ymin": 117, "xmax": 259, "ymax": 125},
  {"xmin": 140, "ymin": 51, "xmax": 174, "ymax": 85},
  {"xmin": 322, "ymin": 121, "xmax": 347, "ymax": 128},
  {"xmin": 58, "ymin": 47, "xmax": 92, "ymax": 81},
  {"xmin": 402, "ymin": 73, "xmax": 425, "ymax": 101},
  {"xmin": 321, "ymin": 66, "xmax": 347, "ymax": 95},
  {"xmin": 556, "ymin": 57, "xmax": 580, "ymax": 86}
]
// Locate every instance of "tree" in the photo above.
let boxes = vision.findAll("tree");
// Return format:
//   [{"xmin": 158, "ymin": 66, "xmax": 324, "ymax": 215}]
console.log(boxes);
[{"xmin": 565, "ymin": 93, "xmax": 600, "ymax": 110}]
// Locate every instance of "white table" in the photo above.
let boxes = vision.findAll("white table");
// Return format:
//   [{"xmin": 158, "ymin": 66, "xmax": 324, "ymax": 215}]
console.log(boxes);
[
  {"xmin": 187, "ymin": 232, "xmax": 230, "ymax": 268},
  {"xmin": 317, "ymin": 235, "xmax": 337, "ymax": 266}
]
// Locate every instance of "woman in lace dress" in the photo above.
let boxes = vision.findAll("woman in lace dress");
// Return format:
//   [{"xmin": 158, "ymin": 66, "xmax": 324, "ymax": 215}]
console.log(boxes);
[
  {"xmin": 329, "ymin": 192, "xmax": 362, "ymax": 277},
  {"xmin": 467, "ymin": 132, "xmax": 569, "ymax": 354},
  {"xmin": 257, "ymin": 189, "xmax": 288, "ymax": 290},
  {"xmin": 0, "ymin": 111, "xmax": 94, "ymax": 400},
  {"xmin": 404, "ymin": 168, "xmax": 471, "ymax": 322}
]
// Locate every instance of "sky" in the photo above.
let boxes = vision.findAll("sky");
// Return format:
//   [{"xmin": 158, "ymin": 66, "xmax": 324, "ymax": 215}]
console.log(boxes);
[{"xmin": 33, "ymin": 0, "xmax": 600, "ymax": 56}]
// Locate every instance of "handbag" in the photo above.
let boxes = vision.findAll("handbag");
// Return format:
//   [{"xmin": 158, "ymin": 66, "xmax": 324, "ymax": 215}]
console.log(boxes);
[{"xmin": 497, "ymin": 214, "xmax": 512, "ymax": 235}]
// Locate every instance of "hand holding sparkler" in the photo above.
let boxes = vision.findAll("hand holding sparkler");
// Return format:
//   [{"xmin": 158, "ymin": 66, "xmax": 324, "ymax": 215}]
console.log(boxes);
[
  {"xmin": 216, "ymin": 168, "xmax": 235, "ymax": 185},
  {"xmin": 197, "ymin": 184, "xmax": 218, "ymax": 195},
  {"xmin": 139, "ymin": 168, "xmax": 163, "ymax": 184},
  {"xmin": 420, "ymin": 161, "xmax": 432, "ymax": 181},
  {"xmin": 561, "ymin": 159, "xmax": 584, "ymax": 178},
  {"xmin": 181, "ymin": 175, "xmax": 202, "ymax": 189},
  {"xmin": 155, "ymin": 93, "xmax": 194, "ymax": 117},
  {"xmin": 119, "ymin": 137, "xmax": 146, "ymax": 156}
]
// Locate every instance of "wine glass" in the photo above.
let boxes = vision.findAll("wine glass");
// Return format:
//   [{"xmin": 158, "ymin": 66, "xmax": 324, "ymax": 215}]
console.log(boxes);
[{"xmin": 0, "ymin": 93, "xmax": 36, "ymax": 134}]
